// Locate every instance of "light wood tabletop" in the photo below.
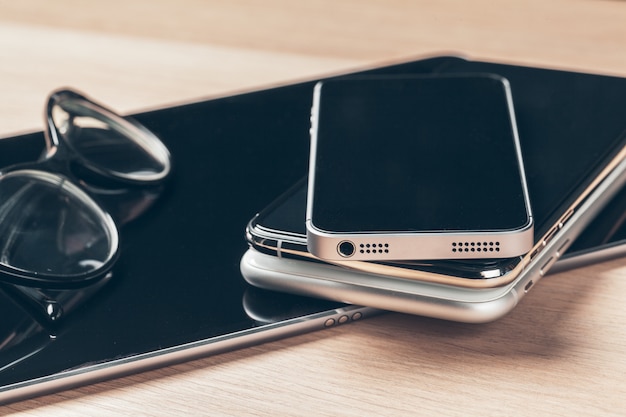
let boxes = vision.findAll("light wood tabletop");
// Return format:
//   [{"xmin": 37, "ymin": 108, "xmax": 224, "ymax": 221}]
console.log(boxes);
[{"xmin": 1, "ymin": 1, "xmax": 626, "ymax": 415}]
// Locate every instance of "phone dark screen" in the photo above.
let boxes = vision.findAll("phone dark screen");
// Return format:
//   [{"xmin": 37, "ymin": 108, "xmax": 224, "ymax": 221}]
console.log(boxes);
[{"xmin": 311, "ymin": 75, "xmax": 531, "ymax": 232}]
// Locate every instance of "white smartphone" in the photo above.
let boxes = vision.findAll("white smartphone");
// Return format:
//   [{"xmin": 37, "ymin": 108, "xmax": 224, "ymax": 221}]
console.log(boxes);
[
  {"xmin": 306, "ymin": 74, "xmax": 534, "ymax": 261},
  {"xmin": 242, "ymin": 58, "xmax": 626, "ymax": 322}
]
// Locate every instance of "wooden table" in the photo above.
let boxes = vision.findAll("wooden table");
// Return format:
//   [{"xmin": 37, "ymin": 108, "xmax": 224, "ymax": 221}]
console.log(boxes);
[{"xmin": 1, "ymin": 1, "xmax": 625, "ymax": 415}]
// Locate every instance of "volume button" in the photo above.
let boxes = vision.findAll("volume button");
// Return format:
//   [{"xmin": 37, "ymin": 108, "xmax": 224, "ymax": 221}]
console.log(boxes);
[
  {"xmin": 543, "ymin": 226, "xmax": 558, "ymax": 246},
  {"xmin": 309, "ymin": 110, "xmax": 317, "ymax": 139},
  {"xmin": 540, "ymin": 256, "xmax": 556, "ymax": 276},
  {"xmin": 529, "ymin": 245, "xmax": 542, "ymax": 261},
  {"xmin": 559, "ymin": 209, "xmax": 574, "ymax": 228},
  {"xmin": 556, "ymin": 239, "xmax": 571, "ymax": 257}
]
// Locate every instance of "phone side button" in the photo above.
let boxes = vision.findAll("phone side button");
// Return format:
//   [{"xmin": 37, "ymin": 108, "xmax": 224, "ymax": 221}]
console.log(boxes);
[
  {"xmin": 529, "ymin": 245, "xmax": 542, "ymax": 261},
  {"xmin": 559, "ymin": 209, "xmax": 574, "ymax": 228},
  {"xmin": 556, "ymin": 239, "xmax": 571, "ymax": 258},
  {"xmin": 524, "ymin": 280, "xmax": 534, "ymax": 293},
  {"xmin": 540, "ymin": 256, "xmax": 556, "ymax": 277},
  {"xmin": 543, "ymin": 226, "xmax": 559, "ymax": 246}
]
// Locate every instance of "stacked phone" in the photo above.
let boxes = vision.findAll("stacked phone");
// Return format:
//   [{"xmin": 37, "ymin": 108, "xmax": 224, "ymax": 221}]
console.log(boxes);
[{"xmin": 241, "ymin": 56, "xmax": 626, "ymax": 323}]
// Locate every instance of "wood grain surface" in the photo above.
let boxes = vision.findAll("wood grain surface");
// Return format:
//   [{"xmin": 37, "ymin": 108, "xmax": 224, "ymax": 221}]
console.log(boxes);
[{"xmin": 1, "ymin": 1, "xmax": 625, "ymax": 415}]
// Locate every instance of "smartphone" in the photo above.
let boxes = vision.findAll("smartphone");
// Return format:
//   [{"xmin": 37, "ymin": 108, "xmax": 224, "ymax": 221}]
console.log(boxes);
[
  {"xmin": 241, "ymin": 58, "xmax": 626, "ymax": 322},
  {"xmin": 307, "ymin": 74, "xmax": 534, "ymax": 261}
]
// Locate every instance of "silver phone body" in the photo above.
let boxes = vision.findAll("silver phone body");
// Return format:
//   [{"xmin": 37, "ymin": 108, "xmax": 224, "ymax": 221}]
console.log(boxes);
[{"xmin": 306, "ymin": 75, "xmax": 534, "ymax": 261}]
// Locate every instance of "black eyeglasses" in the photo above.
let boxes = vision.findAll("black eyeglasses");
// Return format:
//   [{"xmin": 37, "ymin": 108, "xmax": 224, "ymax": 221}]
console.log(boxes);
[{"xmin": 0, "ymin": 88, "xmax": 171, "ymax": 289}]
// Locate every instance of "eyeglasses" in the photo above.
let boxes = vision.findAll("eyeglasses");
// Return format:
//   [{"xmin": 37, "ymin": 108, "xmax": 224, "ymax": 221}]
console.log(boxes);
[{"xmin": 0, "ymin": 88, "xmax": 171, "ymax": 289}]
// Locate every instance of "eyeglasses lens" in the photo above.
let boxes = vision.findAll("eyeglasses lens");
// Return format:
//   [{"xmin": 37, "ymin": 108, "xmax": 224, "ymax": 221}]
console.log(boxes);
[{"xmin": 0, "ymin": 171, "xmax": 115, "ymax": 279}]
